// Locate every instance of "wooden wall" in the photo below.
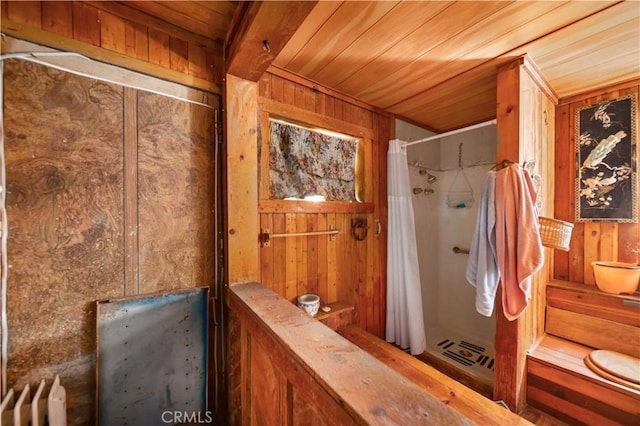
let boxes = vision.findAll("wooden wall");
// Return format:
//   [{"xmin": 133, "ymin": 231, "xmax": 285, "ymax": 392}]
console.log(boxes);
[
  {"xmin": 3, "ymin": 59, "xmax": 217, "ymax": 424},
  {"xmin": 0, "ymin": 0, "xmax": 222, "ymax": 93},
  {"xmin": 554, "ymin": 80, "xmax": 640, "ymax": 283},
  {"xmin": 254, "ymin": 68, "xmax": 390, "ymax": 337}
]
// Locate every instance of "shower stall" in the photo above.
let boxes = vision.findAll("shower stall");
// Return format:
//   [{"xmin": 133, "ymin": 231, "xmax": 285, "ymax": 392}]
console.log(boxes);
[{"xmin": 398, "ymin": 120, "xmax": 498, "ymax": 392}]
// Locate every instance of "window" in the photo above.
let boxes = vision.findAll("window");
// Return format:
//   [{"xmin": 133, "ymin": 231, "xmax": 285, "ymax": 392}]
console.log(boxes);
[{"xmin": 268, "ymin": 119, "xmax": 362, "ymax": 202}]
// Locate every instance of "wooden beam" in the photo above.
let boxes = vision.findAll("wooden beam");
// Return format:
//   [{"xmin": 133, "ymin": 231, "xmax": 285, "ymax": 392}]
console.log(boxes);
[
  {"xmin": 225, "ymin": 1, "xmax": 317, "ymax": 81},
  {"xmin": 494, "ymin": 56, "xmax": 528, "ymax": 413},
  {"xmin": 225, "ymin": 74, "xmax": 260, "ymax": 283}
]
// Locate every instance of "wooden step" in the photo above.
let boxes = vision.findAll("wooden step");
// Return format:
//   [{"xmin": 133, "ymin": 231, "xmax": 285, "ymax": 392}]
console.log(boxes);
[
  {"xmin": 527, "ymin": 335, "xmax": 640, "ymax": 425},
  {"xmin": 337, "ymin": 324, "xmax": 532, "ymax": 425}
]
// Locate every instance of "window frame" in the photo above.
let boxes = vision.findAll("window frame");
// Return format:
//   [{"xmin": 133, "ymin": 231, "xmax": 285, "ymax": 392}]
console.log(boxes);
[{"xmin": 258, "ymin": 107, "xmax": 374, "ymax": 214}]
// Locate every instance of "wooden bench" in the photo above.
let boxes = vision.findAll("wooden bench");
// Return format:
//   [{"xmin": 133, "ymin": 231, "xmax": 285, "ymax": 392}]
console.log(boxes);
[
  {"xmin": 527, "ymin": 335, "xmax": 640, "ymax": 425},
  {"xmin": 337, "ymin": 324, "xmax": 532, "ymax": 425},
  {"xmin": 526, "ymin": 281, "xmax": 640, "ymax": 425}
]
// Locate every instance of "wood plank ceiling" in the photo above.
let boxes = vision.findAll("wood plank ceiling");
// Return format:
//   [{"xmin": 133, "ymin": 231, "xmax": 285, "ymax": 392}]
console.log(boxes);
[{"xmin": 121, "ymin": 0, "xmax": 640, "ymax": 133}]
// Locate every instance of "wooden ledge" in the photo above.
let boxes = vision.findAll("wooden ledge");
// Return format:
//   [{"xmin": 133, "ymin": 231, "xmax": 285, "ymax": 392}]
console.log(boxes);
[
  {"xmin": 548, "ymin": 279, "xmax": 640, "ymax": 303},
  {"xmin": 338, "ymin": 324, "xmax": 531, "ymax": 424}
]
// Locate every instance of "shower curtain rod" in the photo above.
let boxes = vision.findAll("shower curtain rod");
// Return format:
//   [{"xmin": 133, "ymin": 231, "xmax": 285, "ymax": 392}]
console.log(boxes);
[{"xmin": 402, "ymin": 119, "xmax": 497, "ymax": 148}]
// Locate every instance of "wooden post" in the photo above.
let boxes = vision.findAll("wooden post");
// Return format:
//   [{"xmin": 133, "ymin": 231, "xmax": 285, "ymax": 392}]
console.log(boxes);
[
  {"xmin": 226, "ymin": 74, "xmax": 260, "ymax": 283},
  {"xmin": 494, "ymin": 55, "xmax": 557, "ymax": 412}
]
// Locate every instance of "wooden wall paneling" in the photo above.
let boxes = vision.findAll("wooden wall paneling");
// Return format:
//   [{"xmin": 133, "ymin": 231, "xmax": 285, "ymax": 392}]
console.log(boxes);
[
  {"xmin": 366, "ymin": 213, "xmax": 376, "ymax": 334},
  {"xmin": 41, "ymin": 1, "xmax": 73, "ymax": 37},
  {"xmin": 4, "ymin": 60, "xmax": 125, "ymax": 423},
  {"xmin": 72, "ymin": 2, "xmax": 101, "ymax": 46},
  {"xmin": 547, "ymin": 285, "xmax": 640, "ymax": 326},
  {"xmin": 316, "ymin": 213, "xmax": 329, "ymax": 303},
  {"xmin": 546, "ymin": 307, "xmax": 640, "ymax": 358},
  {"xmin": 99, "ymin": 10, "xmax": 126, "ymax": 54},
  {"xmin": 376, "ymin": 114, "xmax": 391, "ymax": 338},
  {"xmin": 335, "ymin": 213, "xmax": 347, "ymax": 305},
  {"xmin": 1, "ymin": 1, "xmax": 8, "ymax": 19},
  {"xmin": 326, "ymin": 213, "xmax": 338, "ymax": 303},
  {"xmin": 307, "ymin": 214, "xmax": 319, "ymax": 297},
  {"xmin": 147, "ymin": 28, "xmax": 171, "ymax": 68},
  {"xmin": 527, "ymin": 366, "xmax": 632, "ymax": 426},
  {"xmin": 599, "ymin": 222, "xmax": 618, "ymax": 261},
  {"xmin": 226, "ymin": 309, "xmax": 242, "ymax": 425},
  {"xmin": 260, "ymin": 213, "xmax": 274, "ymax": 290},
  {"xmin": 6, "ymin": 0, "xmax": 41, "ymax": 27},
  {"xmin": 281, "ymin": 77, "xmax": 296, "ymax": 106},
  {"xmin": 285, "ymin": 213, "xmax": 298, "ymax": 301},
  {"xmin": 619, "ymin": 222, "xmax": 640, "ymax": 264},
  {"xmin": 255, "ymin": 70, "xmax": 387, "ymax": 334},
  {"xmin": 136, "ymin": 91, "xmax": 215, "ymax": 293},
  {"xmin": 258, "ymin": 111, "xmax": 269, "ymax": 200},
  {"xmin": 206, "ymin": 48, "xmax": 221, "ymax": 86},
  {"xmin": 234, "ymin": 298, "xmax": 356, "ymax": 425},
  {"xmin": 2, "ymin": 1, "xmax": 223, "ymax": 93},
  {"xmin": 270, "ymin": 73, "xmax": 285, "ymax": 103},
  {"xmin": 272, "ymin": 213, "xmax": 287, "ymax": 297},
  {"xmin": 295, "ymin": 214, "xmax": 308, "ymax": 298},
  {"xmin": 553, "ymin": 104, "xmax": 571, "ymax": 280},
  {"xmin": 357, "ymin": 217, "xmax": 369, "ymax": 330},
  {"xmin": 169, "ymin": 37, "xmax": 189, "ymax": 74},
  {"xmin": 123, "ymin": 88, "xmax": 139, "ymax": 296},
  {"xmin": 583, "ymin": 222, "xmax": 600, "ymax": 285},
  {"xmin": 82, "ymin": 1, "xmax": 220, "ymax": 51},
  {"xmin": 249, "ymin": 337, "xmax": 282, "ymax": 425},
  {"xmin": 125, "ymin": 21, "xmax": 149, "ymax": 61},
  {"xmin": 188, "ymin": 43, "xmax": 207, "ymax": 80}
]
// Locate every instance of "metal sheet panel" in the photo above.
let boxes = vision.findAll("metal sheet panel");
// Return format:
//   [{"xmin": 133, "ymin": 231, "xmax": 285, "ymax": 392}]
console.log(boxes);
[{"xmin": 97, "ymin": 287, "xmax": 208, "ymax": 426}]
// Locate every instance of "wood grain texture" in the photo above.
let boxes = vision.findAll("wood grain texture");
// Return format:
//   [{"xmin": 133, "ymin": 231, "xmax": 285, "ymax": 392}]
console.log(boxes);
[
  {"xmin": 546, "ymin": 307, "xmax": 640, "ymax": 358},
  {"xmin": 253, "ymin": 71, "xmax": 389, "ymax": 337},
  {"xmin": 225, "ymin": 1, "xmax": 317, "ymax": 81},
  {"xmin": 339, "ymin": 325, "xmax": 531, "ymax": 425},
  {"xmin": 547, "ymin": 282, "xmax": 640, "ymax": 327},
  {"xmin": 137, "ymin": 90, "xmax": 215, "ymax": 293},
  {"xmin": 494, "ymin": 56, "xmax": 556, "ymax": 413},
  {"xmin": 226, "ymin": 74, "xmax": 260, "ymax": 283},
  {"xmin": 527, "ymin": 335, "xmax": 640, "ymax": 425},
  {"xmin": 227, "ymin": 282, "xmax": 478, "ymax": 425},
  {"xmin": 3, "ymin": 58, "xmax": 219, "ymax": 423},
  {"xmin": 4, "ymin": 60, "xmax": 125, "ymax": 423},
  {"xmin": 2, "ymin": 1, "xmax": 223, "ymax": 91}
]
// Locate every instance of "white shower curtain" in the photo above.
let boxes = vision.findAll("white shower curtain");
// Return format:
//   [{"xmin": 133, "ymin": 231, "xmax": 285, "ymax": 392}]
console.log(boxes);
[{"xmin": 386, "ymin": 139, "xmax": 426, "ymax": 355}]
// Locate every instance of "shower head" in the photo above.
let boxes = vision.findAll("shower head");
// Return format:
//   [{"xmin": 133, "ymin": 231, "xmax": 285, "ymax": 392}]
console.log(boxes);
[{"xmin": 419, "ymin": 169, "xmax": 437, "ymax": 183}]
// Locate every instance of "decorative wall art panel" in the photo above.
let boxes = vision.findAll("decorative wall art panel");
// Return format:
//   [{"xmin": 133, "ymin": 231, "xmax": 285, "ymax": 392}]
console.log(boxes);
[{"xmin": 576, "ymin": 93, "xmax": 638, "ymax": 222}]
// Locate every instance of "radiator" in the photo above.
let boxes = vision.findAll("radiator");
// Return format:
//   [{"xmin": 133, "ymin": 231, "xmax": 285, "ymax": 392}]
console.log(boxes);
[{"xmin": 0, "ymin": 375, "xmax": 66, "ymax": 426}]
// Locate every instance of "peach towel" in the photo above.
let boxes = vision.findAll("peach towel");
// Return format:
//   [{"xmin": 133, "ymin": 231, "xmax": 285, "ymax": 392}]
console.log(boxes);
[{"xmin": 495, "ymin": 164, "xmax": 544, "ymax": 320}]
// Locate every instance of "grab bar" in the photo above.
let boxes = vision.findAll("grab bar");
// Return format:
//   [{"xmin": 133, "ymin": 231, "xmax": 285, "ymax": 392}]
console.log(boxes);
[
  {"xmin": 453, "ymin": 246, "xmax": 469, "ymax": 255},
  {"xmin": 261, "ymin": 227, "xmax": 340, "ymax": 247}
]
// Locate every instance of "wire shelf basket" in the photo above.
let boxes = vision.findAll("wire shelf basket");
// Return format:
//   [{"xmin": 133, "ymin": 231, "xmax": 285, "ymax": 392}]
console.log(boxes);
[
  {"xmin": 446, "ymin": 143, "xmax": 474, "ymax": 209},
  {"xmin": 539, "ymin": 217, "xmax": 574, "ymax": 251}
]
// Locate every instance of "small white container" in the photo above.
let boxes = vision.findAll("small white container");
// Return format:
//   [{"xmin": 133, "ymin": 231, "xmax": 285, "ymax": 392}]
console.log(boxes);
[{"xmin": 297, "ymin": 293, "xmax": 320, "ymax": 317}]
